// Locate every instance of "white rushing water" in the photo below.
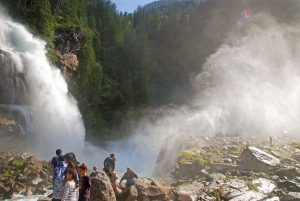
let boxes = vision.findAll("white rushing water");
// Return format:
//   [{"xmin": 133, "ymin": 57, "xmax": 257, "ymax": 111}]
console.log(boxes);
[{"xmin": 0, "ymin": 14, "xmax": 85, "ymax": 156}]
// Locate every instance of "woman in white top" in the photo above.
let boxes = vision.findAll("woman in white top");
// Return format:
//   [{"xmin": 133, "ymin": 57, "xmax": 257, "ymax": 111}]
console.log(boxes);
[{"xmin": 62, "ymin": 168, "xmax": 79, "ymax": 201}]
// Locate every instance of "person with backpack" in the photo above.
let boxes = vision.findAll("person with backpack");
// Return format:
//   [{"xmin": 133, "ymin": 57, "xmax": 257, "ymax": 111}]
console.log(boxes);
[
  {"xmin": 51, "ymin": 149, "xmax": 63, "ymax": 187},
  {"xmin": 52, "ymin": 155, "xmax": 67, "ymax": 201}
]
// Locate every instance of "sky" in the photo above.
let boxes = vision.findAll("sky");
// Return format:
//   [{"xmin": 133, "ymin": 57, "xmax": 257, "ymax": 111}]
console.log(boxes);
[{"xmin": 111, "ymin": 0, "xmax": 155, "ymax": 13}]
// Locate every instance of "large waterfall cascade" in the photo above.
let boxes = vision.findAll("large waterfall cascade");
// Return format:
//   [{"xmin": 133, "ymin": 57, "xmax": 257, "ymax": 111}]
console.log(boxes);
[{"xmin": 0, "ymin": 15, "xmax": 85, "ymax": 156}]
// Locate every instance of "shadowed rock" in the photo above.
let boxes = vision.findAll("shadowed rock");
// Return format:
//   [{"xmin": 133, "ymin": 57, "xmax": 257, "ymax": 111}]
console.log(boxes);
[
  {"xmin": 90, "ymin": 171, "xmax": 116, "ymax": 201},
  {"xmin": 240, "ymin": 147, "xmax": 281, "ymax": 172}
]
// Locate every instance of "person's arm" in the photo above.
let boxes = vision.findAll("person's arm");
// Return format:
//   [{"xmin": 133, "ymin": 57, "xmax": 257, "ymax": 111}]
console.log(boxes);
[
  {"xmin": 85, "ymin": 176, "xmax": 91, "ymax": 188},
  {"xmin": 62, "ymin": 182, "xmax": 70, "ymax": 201},
  {"xmin": 119, "ymin": 174, "xmax": 125, "ymax": 184},
  {"xmin": 112, "ymin": 160, "xmax": 115, "ymax": 169},
  {"xmin": 133, "ymin": 171, "xmax": 138, "ymax": 179}
]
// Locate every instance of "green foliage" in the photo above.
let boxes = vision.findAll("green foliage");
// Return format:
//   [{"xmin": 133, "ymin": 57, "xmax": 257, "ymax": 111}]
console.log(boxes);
[
  {"xmin": 2, "ymin": 158, "xmax": 26, "ymax": 178},
  {"xmin": 291, "ymin": 142, "xmax": 300, "ymax": 149},
  {"xmin": 209, "ymin": 188, "xmax": 224, "ymax": 201},
  {"xmin": 247, "ymin": 182, "xmax": 259, "ymax": 191},
  {"xmin": 179, "ymin": 149, "xmax": 208, "ymax": 168}
]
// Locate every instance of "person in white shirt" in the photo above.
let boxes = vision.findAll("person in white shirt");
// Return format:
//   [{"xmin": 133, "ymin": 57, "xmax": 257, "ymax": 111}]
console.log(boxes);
[{"xmin": 62, "ymin": 168, "xmax": 79, "ymax": 201}]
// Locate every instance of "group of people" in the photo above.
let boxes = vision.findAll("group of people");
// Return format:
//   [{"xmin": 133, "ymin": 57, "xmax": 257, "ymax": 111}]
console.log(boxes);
[{"xmin": 51, "ymin": 150, "xmax": 139, "ymax": 201}]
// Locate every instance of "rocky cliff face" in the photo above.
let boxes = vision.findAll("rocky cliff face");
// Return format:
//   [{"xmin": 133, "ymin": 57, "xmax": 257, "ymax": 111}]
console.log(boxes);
[{"xmin": 54, "ymin": 28, "xmax": 86, "ymax": 82}]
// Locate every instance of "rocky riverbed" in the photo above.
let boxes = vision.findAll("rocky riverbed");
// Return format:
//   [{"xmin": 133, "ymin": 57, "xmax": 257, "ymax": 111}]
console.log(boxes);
[
  {"xmin": 1, "ymin": 135, "xmax": 300, "ymax": 201},
  {"xmin": 167, "ymin": 134, "xmax": 300, "ymax": 201},
  {"xmin": 0, "ymin": 152, "xmax": 52, "ymax": 200}
]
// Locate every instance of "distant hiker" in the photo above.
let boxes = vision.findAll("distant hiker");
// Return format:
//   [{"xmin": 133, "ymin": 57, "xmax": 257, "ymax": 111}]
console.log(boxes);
[
  {"xmin": 52, "ymin": 155, "xmax": 67, "ymax": 201},
  {"xmin": 103, "ymin": 154, "xmax": 116, "ymax": 176},
  {"xmin": 79, "ymin": 163, "xmax": 91, "ymax": 201},
  {"xmin": 240, "ymin": 7, "xmax": 252, "ymax": 19},
  {"xmin": 62, "ymin": 167, "xmax": 79, "ymax": 201},
  {"xmin": 89, "ymin": 166, "xmax": 98, "ymax": 177},
  {"xmin": 119, "ymin": 167, "xmax": 138, "ymax": 187},
  {"xmin": 51, "ymin": 149, "xmax": 63, "ymax": 187}
]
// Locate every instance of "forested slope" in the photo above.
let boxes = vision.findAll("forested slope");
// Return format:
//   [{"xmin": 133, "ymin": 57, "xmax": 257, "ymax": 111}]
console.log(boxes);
[{"xmin": 1, "ymin": 0, "xmax": 296, "ymax": 139}]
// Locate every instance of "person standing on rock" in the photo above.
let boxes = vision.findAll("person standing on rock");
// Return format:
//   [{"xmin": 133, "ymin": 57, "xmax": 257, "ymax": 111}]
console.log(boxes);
[
  {"xmin": 62, "ymin": 168, "xmax": 79, "ymax": 201},
  {"xmin": 103, "ymin": 154, "xmax": 116, "ymax": 176},
  {"xmin": 119, "ymin": 167, "xmax": 139, "ymax": 187},
  {"xmin": 64, "ymin": 153, "xmax": 80, "ymax": 182},
  {"xmin": 51, "ymin": 149, "xmax": 63, "ymax": 187},
  {"xmin": 79, "ymin": 163, "xmax": 91, "ymax": 201},
  {"xmin": 53, "ymin": 155, "xmax": 67, "ymax": 201}
]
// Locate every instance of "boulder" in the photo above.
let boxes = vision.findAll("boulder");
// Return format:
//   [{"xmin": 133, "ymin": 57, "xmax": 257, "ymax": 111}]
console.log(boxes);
[
  {"xmin": 125, "ymin": 186, "xmax": 138, "ymax": 201},
  {"xmin": 229, "ymin": 191, "xmax": 266, "ymax": 201},
  {"xmin": 135, "ymin": 178, "xmax": 172, "ymax": 201},
  {"xmin": 210, "ymin": 163, "xmax": 237, "ymax": 173},
  {"xmin": 275, "ymin": 167, "xmax": 300, "ymax": 179},
  {"xmin": 90, "ymin": 171, "xmax": 116, "ymax": 201},
  {"xmin": 176, "ymin": 181, "xmax": 204, "ymax": 201},
  {"xmin": 277, "ymin": 181, "xmax": 300, "ymax": 192},
  {"xmin": 240, "ymin": 147, "xmax": 281, "ymax": 172},
  {"xmin": 282, "ymin": 192, "xmax": 300, "ymax": 201},
  {"xmin": 252, "ymin": 178, "xmax": 275, "ymax": 194},
  {"xmin": 291, "ymin": 154, "xmax": 300, "ymax": 163}
]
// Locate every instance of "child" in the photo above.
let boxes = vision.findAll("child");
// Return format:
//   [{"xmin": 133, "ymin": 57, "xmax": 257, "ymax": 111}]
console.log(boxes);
[
  {"xmin": 79, "ymin": 163, "xmax": 91, "ymax": 201},
  {"xmin": 62, "ymin": 168, "xmax": 79, "ymax": 201}
]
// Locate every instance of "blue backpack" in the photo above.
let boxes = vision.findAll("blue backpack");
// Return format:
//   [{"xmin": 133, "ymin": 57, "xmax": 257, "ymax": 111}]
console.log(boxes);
[{"xmin": 54, "ymin": 161, "xmax": 67, "ymax": 181}]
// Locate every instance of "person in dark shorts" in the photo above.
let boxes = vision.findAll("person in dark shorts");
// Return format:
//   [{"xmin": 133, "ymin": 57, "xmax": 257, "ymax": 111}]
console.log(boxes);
[{"xmin": 79, "ymin": 163, "xmax": 91, "ymax": 201}]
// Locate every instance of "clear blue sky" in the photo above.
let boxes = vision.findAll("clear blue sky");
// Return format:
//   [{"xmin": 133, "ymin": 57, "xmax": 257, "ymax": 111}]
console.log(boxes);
[{"xmin": 111, "ymin": 0, "xmax": 155, "ymax": 13}]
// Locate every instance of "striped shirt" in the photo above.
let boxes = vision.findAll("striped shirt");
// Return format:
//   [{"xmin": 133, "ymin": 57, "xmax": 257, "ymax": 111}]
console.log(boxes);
[{"xmin": 62, "ymin": 181, "xmax": 79, "ymax": 201}]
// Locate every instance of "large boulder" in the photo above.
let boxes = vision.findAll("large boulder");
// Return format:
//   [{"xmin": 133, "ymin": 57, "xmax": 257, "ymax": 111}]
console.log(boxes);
[
  {"xmin": 90, "ymin": 171, "xmax": 116, "ymax": 201},
  {"xmin": 240, "ymin": 147, "xmax": 281, "ymax": 172},
  {"xmin": 176, "ymin": 181, "xmax": 204, "ymax": 201},
  {"xmin": 282, "ymin": 192, "xmax": 300, "ymax": 201},
  {"xmin": 135, "ymin": 178, "xmax": 173, "ymax": 201},
  {"xmin": 275, "ymin": 168, "xmax": 300, "ymax": 179},
  {"xmin": 277, "ymin": 181, "xmax": 300, "ymax": 192},
  {"xmin": 117, "ymin": 185, "xmax": 138, "ymax": 201}
]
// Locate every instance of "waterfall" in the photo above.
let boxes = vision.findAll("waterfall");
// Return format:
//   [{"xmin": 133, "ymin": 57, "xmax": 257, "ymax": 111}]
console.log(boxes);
[{"xmin": 0, "ymin": 14, "xmax": 85, "ymax": 157}]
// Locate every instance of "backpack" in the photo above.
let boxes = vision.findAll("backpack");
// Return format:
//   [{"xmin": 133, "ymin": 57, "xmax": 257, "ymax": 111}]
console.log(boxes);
[{"xmin": 54, "ymin": 160, "xmax": 67, "ymax": 181}]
